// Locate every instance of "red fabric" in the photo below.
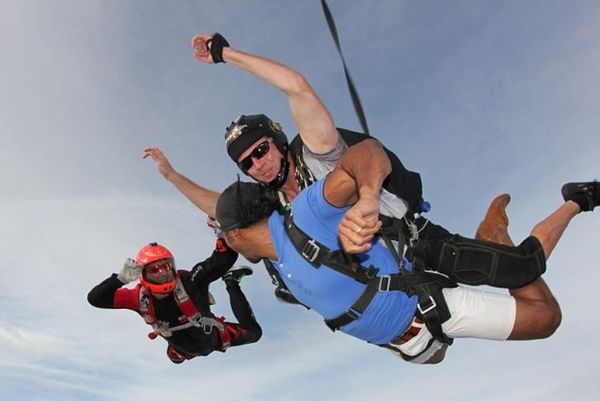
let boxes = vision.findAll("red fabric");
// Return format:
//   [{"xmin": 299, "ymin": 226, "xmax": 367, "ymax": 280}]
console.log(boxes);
[
  {"xmin": 112, "ymin": 285, "xmax": 142, "ymax": 310},
  {"xmin": 215, "ymin": 238, "xmax": 228, "ymax": 253}
]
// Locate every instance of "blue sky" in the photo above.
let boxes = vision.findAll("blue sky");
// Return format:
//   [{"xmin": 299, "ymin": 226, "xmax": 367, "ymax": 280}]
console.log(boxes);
[{"xmin": 1, "ymin": 1, "xmax": 599, "ymax": 400}]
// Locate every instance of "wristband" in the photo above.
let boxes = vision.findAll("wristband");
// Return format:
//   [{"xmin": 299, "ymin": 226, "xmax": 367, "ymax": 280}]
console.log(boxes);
[{"xmin": 207, "ymin": 32, "xmax": 230, "ymax": 63}]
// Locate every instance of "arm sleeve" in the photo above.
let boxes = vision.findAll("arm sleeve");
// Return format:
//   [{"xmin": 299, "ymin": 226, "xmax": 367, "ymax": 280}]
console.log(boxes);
[
  {"xmin": 302, "ymin": 133, "xmax": 348, "ymax": 180},
  {"xmin": 190, "ymin": 238, "xmax": 239, "ymax": 284},
  {"xmin": 87, "ymin": 274, "xmax": 139, "ymax": 310}
]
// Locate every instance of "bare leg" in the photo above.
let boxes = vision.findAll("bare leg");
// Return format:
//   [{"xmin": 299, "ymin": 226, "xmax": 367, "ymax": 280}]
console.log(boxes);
[
  {"xmin": 508, "ymin": 278, "xmax": 561, "ymax": 340},
  {"xmin": 507, "ymin": 201, "xmax": 580, "ymax": 340},
  {"xmin": 529, "ymin": 200, "xmax": 581, "ymax": 260}
]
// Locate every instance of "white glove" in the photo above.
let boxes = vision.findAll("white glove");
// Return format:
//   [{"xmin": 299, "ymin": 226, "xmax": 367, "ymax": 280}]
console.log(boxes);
[{"xmin": 117, "ymin": 258, "xmax": 143, "ymax": 284}]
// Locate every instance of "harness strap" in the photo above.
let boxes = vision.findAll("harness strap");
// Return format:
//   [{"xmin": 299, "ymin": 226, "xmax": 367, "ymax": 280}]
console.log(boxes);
[
  {"xmin": 173, "ymin": 278, "xmax": 198, "ymax": 317},
  {"xmin": 284, "ymin": 212, "xmax": 378, "ymax": 283},
  {"xmin": 289, "ymin": 136, "xmax": 317, "ymax": 191},
  {"xmin": 284, "ymin": 211, "xmax": 456, "ymax": 344},
  {"xmin": 412, "ymin": 274, "xmax": 455, "ymax": 344},
  {"xmin": 324, "ymin": 276, "xmax": 383, "ymax": 331},
  {"xmin": 217, "ymin": 317, "xmax": 231, "ymax": 351},
  {"xmin": 138, "ymin": 286, "xmax": 157, "ymax": 325},
  {"xmin": 138, "ymin": 275, "xmax": 225, "ymax": 340},
  {"xmin": 325, "ymin": 272, "xmax": 456, "ymax": 342}
]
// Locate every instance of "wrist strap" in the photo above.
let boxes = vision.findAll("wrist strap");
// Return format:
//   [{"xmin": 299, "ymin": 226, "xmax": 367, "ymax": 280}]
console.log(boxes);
[{"xmin": 207, "ymin": 32, "xmax": 230, "ymax": 63}]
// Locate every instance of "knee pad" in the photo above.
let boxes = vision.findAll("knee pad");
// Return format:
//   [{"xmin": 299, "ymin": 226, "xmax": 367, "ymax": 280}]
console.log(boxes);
[{"xmin": 435, "ymin": 235, "xmax": 546, "ymax": 288}]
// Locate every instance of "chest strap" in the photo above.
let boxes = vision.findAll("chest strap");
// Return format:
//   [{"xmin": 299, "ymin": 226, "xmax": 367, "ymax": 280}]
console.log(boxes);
[
  {"xmin": 284, "ymin": 212, "xmax": 379, "ymax": 283},
  {"xmin": 283, "ymin": 211, "xmax": 456, "ymax": 344},
  {"xmin": 138, "ymin": 276, "xmax": 224, "ymax": 340}
]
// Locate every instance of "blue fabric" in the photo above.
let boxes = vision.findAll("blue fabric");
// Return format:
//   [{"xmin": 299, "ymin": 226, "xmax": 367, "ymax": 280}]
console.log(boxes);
[{"xmin": 268, "ymin": 179, "xmax": 418, "ymax": 344}]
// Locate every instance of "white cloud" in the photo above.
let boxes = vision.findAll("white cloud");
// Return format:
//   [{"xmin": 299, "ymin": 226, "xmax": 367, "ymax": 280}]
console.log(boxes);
[{"xmin": 1, "ymin": 1, "xmax": 600, "ymax": 401}]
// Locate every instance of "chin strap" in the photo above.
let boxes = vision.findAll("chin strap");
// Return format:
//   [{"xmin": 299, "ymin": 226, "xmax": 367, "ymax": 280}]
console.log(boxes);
[{"xmin": 266, "ymin": 155, "xmax": 290, "ymax": 189}]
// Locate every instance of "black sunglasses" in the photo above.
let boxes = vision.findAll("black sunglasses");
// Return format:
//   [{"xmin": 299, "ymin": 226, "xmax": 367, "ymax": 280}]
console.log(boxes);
[{"xmin": 238, "ymin": 138, "xmax": 273, "ymax": 172}]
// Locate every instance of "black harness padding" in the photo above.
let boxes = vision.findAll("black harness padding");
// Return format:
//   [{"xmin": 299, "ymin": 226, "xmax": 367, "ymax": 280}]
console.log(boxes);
[{"xmin": 283, "ymin": 211, "xmax": 457, "ymax": 344}]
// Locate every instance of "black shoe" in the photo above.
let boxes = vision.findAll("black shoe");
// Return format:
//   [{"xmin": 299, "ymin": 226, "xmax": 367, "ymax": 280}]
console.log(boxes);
[
  {"xmin": 561, "ymin": 181, "xmax": 600, "ymax": 212},
  {"xmin": 274, "ymin": 286, "xmax": 310, "ymax": 309},
  {"xmin": 274, "ymin": 286, "xmax": 300, "ymax": 304},
  {"xmin": 223, "ymin": 265, "xmax": 253, "ymax": 284}
]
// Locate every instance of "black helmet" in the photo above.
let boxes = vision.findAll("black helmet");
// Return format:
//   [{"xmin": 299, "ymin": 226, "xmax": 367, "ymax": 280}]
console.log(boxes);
[{"xmin": 224, "ymin": 114, "xmax": 290, "ymax": 188}]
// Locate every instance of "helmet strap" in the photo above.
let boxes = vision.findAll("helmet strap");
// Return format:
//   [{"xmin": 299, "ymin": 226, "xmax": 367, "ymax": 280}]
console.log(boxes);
[{"xmin": 266, "ymin": 155, "xmax": 290, "ymax": 189}]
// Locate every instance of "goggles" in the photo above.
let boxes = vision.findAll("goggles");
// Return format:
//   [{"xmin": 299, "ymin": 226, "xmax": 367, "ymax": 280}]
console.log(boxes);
[
  {"xmin": 143, "ymin": 260, "xmax": 175, "ymax": 284},
  {"xmin": 237, "ymin": 138, "xmax": 273, "ymax": 172}
]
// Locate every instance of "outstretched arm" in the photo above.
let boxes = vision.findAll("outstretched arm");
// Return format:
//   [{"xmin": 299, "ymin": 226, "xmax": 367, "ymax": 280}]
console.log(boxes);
[
  {"xmin": 190, "ymin": 238, "xmax": 239, "ymax": 284},
  {"xmin": 191, "ymin": 33, "xmax": 339, "ymax": 155},
  {"xmin": 324, "ymin": 139, "xmax": 391, "ymax": 253},
  {"xmin": 143, "ymin": 147, "xmax": 220, "ymax": 218},
  {"xmin": 88, "ymin": 260, "xmax": 144, "ymax": 309}
]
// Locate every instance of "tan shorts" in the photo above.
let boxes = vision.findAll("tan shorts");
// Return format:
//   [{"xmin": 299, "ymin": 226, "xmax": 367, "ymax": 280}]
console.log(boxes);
[{"xmin": 389, "ymin": 286, "xmax": 516, "ymax": 363}]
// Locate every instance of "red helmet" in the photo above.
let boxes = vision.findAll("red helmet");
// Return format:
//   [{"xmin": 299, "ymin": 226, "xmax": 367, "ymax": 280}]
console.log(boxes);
[{"xmin": 136, "ymin": 243, "xmax": 176, "ymax": 294}]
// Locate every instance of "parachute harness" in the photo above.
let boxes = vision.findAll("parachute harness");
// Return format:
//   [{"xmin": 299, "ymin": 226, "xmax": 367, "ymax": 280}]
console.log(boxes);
[
  {"xmin": 283, "ymin": 209, "xmax": 456, "ymax": 345},
  {"xmin": 138, "ymin": 275, "xmax": 231, "ymax": 350}
]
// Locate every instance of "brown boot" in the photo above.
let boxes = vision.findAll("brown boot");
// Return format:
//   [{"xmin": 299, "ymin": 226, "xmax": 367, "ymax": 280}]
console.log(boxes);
[{"xmin": 475, "ymin": 194, "xmax": 514, "ymax": 246}]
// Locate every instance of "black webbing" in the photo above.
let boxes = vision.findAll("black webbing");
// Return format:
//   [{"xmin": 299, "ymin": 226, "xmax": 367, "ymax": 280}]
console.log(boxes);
[
  {"xmin": 321, "ymin": 0, "xmax": 370, "ymax": 136},
  {"xmin": 284, "ymin": 210, "xmax": 455, "ymax": 342},
  {"xmin": 284, "ymin": 212, "xmax": 379, "ymax": 284}
]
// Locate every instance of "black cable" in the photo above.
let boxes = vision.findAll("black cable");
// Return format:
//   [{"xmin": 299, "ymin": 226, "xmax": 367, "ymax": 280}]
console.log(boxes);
[{"xmin": 321, "ymin": 0, "xmax": 370, "ymax": 136}]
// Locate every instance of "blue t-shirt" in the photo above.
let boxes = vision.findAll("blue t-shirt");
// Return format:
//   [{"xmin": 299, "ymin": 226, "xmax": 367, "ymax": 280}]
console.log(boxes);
[{"xmin": 268, "ymin": 179, "xmax": 418, "ymax": 344}]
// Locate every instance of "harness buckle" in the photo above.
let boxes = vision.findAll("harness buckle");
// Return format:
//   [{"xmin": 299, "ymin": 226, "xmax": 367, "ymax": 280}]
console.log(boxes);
[
  {"xmin": 418, "ymin": 296, "xmax": 437, "ymax": 315},
  {"xmin": 378, "ymin": 275, "xmax": 392, "ymax": 292},
  {"xmin": 347, "ymin": 307, "xmax": 361, "ymax": 320},
  {"xmin": 405, "ymin": 217, "xmax": 420, "ymax": 248},
  {"xmin": 301, "ymin": 239, "xmax": 321, "ymax": 263},
  {"xmin": 365, "ymin": 265, "xmax": 379, "ymax": 279}
]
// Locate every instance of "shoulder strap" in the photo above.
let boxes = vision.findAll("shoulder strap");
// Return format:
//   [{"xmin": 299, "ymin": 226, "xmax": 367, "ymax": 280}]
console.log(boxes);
[
  {"xmin": 289, "ymin": 134, "xmax": 317, "ymax": 191},
  {"xmin": 172, "ymin": 274, "xmax": 223, "ymax": 333},
  {"xmin": 138, "ymin": 285, "xmax": 157, "ymax": 325},
  {"xmin": 284, "ymin": 211, "xmax": 379, "ymax": 283},
  {"xmin": 172, "ymin": 275, "xmax": 200, "ymax": 319}
]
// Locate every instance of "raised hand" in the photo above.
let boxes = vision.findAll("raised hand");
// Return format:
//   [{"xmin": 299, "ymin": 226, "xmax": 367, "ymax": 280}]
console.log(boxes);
[
  {"xmin": 117, "ymin": 258, "xmax": 143, "ymax": 284},
  {"xmin": 191, "ymin": 33, "xmax": 214, "ymax": 63},
  {"xmin": 338, "ymin": 193, "xmax": 382, "ymax": 254},
  {"xmin": 143, "ymin": 147, "xmax": 176, "ymax": 179}
]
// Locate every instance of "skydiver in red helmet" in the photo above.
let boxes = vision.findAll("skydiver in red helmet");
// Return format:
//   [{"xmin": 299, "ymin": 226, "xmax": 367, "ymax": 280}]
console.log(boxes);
[{"xmin": 88, "ymin": 239, "xmax": 262, "ymax": 364}]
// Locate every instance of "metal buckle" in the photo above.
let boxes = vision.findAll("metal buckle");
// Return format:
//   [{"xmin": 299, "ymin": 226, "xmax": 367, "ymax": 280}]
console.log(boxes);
[
  {"xmin": 347, "ymin": 307, "xmax": 361, "ymax": 320},
  {"xmin": 378, "ymin": 275, "xmax": 392, "ymax": 292},
  {"xmin": 417, "ymin": 296, "xmax": 437, "ymax": 315},
  {"xmin": 301, "ymin": 239, "xmax": 320, "ymax": 263}
]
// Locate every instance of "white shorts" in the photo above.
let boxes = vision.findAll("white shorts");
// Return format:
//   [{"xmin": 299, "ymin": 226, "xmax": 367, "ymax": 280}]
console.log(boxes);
[{"xmin": 392, "ymin": 286, "xmax": 516, "ymax": 363}]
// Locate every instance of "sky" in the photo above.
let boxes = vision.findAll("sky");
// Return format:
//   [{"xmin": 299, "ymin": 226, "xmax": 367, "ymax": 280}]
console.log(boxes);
[{"xmin": 1, "ymin": 0, "xmax": 599, "ymax": 400}]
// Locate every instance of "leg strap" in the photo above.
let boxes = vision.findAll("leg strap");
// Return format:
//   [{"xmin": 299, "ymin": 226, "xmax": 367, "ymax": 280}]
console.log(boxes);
[
  {"xmin": 413, "ymin": 234, "xmax": 546, "ymax": 288},
  {"xmin": 324, "ymin": 271, "xmax": 456, "ymax": 344}
]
